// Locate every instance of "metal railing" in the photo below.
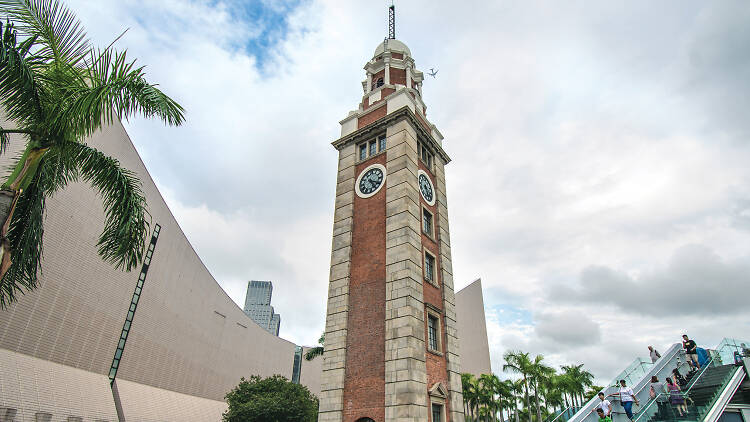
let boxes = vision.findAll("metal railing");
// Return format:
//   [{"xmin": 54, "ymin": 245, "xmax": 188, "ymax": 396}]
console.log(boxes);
[{"xmin": 631, "ymin": 340, "xmax": 748, "ymax": 422}]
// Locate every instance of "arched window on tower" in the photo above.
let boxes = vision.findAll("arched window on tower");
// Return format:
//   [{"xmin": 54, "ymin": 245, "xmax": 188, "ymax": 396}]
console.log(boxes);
[
  {"xmin": 355, "ymin": 418, "xmax": 375, "ymax": 422},
  {"xmin": 372, "ymin": 77, "xmax": 384, "ymax": 90}
]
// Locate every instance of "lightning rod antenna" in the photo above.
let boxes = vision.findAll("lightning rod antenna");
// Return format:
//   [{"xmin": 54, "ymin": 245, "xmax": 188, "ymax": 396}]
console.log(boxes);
[{"xmin": 388, "ymin": 3, "xmax": 395, "ymax": 39}]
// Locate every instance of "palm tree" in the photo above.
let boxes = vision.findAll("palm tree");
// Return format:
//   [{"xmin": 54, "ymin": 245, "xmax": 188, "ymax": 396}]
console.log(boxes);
[
  {"xmin": 584, "ymin": 385, "xmax": 605, "ymax": 402},
  {"xmin": 479, "ymin": 373, "xmax": 506, "ymax": 422},
  {"xmin": 505, "ymin": 379, "xmax": 517, "ymax": 422},
  {"xmin": 491, "ymin": 374, "xmax": 509, "ymax": 422},
  {"xmin": 462, "ymin": 373, "xmax": 479, "ymax": 421},
  {"xmin": 543, "ymin": 375, "xmax": 565, "ymax": 416},
  {"xmin": 503, "ymin": 350, "xmax": 533, "ymax": 422},
  {"xmin": 304, "ymin": 333, "xmax": 324, "ymax": 361},
  {"xmin": 510, "ymin": 379, "xmax": 524, "ymax": 422},
  {"xmin": 0, "ymin": 0, "xmax": 184, "ymax": 307},
  {"xmin": 561, "ymin": 364, "xmax": 594, "ymax": 408},
  {"xmin": 529, "ymin": 354, "xmax": 554, "ymax": 422},
  {"xmin": 305, "ymin": 332, "xmax": 326, "ymax": 360}
]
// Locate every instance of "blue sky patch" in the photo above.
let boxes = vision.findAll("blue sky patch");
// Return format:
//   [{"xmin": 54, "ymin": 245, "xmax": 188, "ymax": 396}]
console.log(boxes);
[
  {"xmin": 221, "ymin": 0, "xmax": 308, "ymax": 68},
  {"xmin": 486, "ymin": 303, "xmax": 533, "ymax": 326}
]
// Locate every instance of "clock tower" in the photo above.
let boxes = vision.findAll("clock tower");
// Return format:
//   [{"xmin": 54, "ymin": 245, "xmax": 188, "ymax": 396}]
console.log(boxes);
[{"xmin": 320, "ymin": 12, "xmax": 464, "ymax": 422}]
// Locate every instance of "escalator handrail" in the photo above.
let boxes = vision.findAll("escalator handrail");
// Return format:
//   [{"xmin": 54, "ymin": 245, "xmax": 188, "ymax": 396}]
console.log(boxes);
[
  {"xmin": 567, "ymin": 343, "xmax": 683, "ymax": 422},
  {"xmin": 703, "ymin": 366, "xmax": 746, "ymax": 422},
  {"xmin": 631, "ymin": 353, "xmax": 718, "ymax": 422},
  {"xmin": 548, "ymin": 405, "xmax": 580, "ymax": 422},
  {"xmin": 632, "ymin": 352, "xmax": 740, "ymax": 422}
]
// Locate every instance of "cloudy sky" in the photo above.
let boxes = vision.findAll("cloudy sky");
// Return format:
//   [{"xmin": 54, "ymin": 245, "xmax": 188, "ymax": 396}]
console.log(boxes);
[{"xmin": 65, "ymin": 0, "xmax": 750, "ymax": 383}]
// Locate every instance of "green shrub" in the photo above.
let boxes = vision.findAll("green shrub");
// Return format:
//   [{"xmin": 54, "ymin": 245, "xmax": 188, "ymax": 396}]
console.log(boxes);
[{"xmin": 224, "ymin": 375, "xmax": 318, "ymax": 422}]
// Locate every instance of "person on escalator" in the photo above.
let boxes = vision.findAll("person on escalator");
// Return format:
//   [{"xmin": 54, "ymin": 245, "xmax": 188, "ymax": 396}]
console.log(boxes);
[
  {"xmin": 682, "ymin": 334, "xmax": 700, "ymax": 370},
  {"xmin": 672, "ymin": 368, "xmax": 688, "ymax": 388},
  {"xmin": 650, "ymin": 376, "xmax": 667, "ymax": 416},
  {"xmin": 648, "ymin": 346, "xmax": 661, "ymax": 363},
  {"xmin": 592, "ymin": 392, "xmax": 612, "ymax": 418},
  {"xmin": 666, "ymin": 376, "xmax": 687, "ymax": 417},
  {"xmin": 596, "ymin": 408, "xmax": 612, "ymax": 422},
  {"xmin": 608, "ymin": 380, "xmax": 639, "ymax": 421}
]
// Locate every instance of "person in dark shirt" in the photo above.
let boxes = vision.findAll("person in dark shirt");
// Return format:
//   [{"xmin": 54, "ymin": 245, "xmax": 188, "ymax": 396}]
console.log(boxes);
[
  {"xmin": 672, "ymin": 368, "xmax": 688, "ymax": 388},
  {"xmin": 682, "ymin": 334, "xmax": 700, "ymax": 369}
]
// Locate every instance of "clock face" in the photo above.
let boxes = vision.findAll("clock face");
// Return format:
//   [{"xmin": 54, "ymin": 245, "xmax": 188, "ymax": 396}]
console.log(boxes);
[
  {"xmin": 418, "ymin": 170, "xmax": 436, "ymax": 205},
  {"xmin": 355, "ymin": 164, "xmax": 387, "ymax": 198}
]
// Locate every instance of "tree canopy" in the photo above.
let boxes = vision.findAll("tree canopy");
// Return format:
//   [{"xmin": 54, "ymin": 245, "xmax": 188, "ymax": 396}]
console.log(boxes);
[
  {"xmin": 223, "ymin": 375, "xmax": 319, "ymax": 422},
  {"xmin": 464, "ymin": 351, "xmax": 598, "ymax": 422}
]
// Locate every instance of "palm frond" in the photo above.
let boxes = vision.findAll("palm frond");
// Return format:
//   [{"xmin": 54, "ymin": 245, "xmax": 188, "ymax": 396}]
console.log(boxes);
[
  {"xmin": 0, "ymin": 19, "xmax": 45, "ymax": 130},
  {"xmin": 304, "ymin": 346, "xmax": 323, "ymax": 361},
  {"xmin": 54, "ymin": 48, "xmax": 184, "ymax": 138},
  {"xmin": 1, "ymin": 163, "xmax": 45, "ymax": 307},
  {"xmin": 0, "ymin": 0, "xmax": 89, "ymax": 65},
  {"xmin": 60, "ymin": 142, "xmax": 149, "ymax": 271}
]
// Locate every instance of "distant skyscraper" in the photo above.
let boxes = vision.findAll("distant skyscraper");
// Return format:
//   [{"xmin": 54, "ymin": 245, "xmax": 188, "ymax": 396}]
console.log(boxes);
[{"xmin": 243, "ymin": 280, "xmax": 281, "ymax": 336}]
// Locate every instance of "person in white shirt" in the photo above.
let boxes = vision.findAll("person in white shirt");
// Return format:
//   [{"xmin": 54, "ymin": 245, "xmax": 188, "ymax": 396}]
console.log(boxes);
[
  {"xmin": 591, "ymin": 392, "xmax": 612, "ymax": 417},
  {"xmin": 648, "ymin": 346, "xmax": 661, "ymax": 363},
  {"xmin": 608, "ymin": 380, "xmax": 640, "ymax": 421}
]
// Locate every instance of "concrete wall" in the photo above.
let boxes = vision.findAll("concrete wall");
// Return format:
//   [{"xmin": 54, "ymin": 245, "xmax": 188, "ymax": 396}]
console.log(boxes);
[
  {"xmin": 114, "ymin": 379, "xmax": 227, "ymax": 422},
  {"xmin": 455, "ymin": 279, "xmax": 492, "ymax": 377},
  {"xmin": 0, "ymin": 113, "xmax": 318, "ymax": 419},
  {"xmin": 0, "ymin": 349, "xmax": 119, "ymax": 422}
]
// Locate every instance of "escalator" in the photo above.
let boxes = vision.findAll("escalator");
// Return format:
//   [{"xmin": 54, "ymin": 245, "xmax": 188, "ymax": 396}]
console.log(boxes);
[
  {"xmin": 562, "ymin": 343, "xmax": 686, "ymax": 422},
  {"xmin": 634, "ymin": 362, "xmax": 745, "ymax": 422},
  {"xmin": 631, "ymin": 338, "xmax": 748, "ymax": 422},
  {"xmin": 563, "ymin": 338, "xmax": 749, "ymax": 422}
]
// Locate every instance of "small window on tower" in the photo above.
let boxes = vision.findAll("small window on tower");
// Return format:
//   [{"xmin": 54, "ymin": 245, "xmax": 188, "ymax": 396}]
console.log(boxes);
[
  {"xmin": 422, "ymin": 208, "xmax": 433, "ymax": 238},
  {"xmin": 359, "ymin": 144, "xmax": 367, "ymax": 161},
  {"xmin": 424, "ymin": 250, "xmax": 436, "ymax": 283},
  {"xmin": 432, "ymin": 403, "xmax": 443, "ymax": 422},
  {"xmin": 378, "ymin": 135, "xmax": 387, "ymax": 152},
  {"xmin": 376, "ymin": 77, "xmax": 384, "ymax": 87},
  {"xmin": 427, "ymin": 313, "xmax": 440, "ymax": 352},
  {"xmin": 369, "ymin": 140, "xmax": 377, "ymax": 156},
  {"xmin": 417, "ymin": 142, "xmax": 435, "ymax": 170}
]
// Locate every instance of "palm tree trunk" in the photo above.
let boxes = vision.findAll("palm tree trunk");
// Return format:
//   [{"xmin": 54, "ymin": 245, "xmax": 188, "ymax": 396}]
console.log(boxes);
[
  {"xmin": 0, "ymin": 146, "xmax": 49, "ymax": 279},
  {"xmin": 0, "ymin": 189, "xmax": 17, "ymax": 278},
  {"xmin": 523, "ymin": 375, "xmax": 531, "ymax": 422},
  {"xmin": 535, "ymin": 385, "xmax": 542, "ymax": 422}
]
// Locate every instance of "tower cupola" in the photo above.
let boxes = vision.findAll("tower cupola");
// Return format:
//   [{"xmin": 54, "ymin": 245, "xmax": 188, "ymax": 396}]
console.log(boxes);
[{"xmin": 362, "ymin": 38, "xmax": 424, "ymax": 100}]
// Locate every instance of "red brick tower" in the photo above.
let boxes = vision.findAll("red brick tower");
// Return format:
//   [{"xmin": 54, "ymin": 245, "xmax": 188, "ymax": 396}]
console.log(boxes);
[{"xmin": 319, "ymin": 14, "xmax": 464, "ymax": 422}]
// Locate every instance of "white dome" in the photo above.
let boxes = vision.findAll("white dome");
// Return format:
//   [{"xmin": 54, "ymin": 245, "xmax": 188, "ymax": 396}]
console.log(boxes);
[{"xmin": 373, "ymin": 39, "xmax": 411, "ymax": 57}]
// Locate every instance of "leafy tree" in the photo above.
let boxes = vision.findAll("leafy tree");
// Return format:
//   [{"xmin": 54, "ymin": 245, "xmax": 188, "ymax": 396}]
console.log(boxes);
[
  {"xmin": 543, "ymin": 375, "xmax": 565, "ymax": 414},
  {"xmin": 503, "ymin": 350, "xmax": 533, "ymax": 422},
  {"xmin": 0, "ymin": 0, "xmax": 184, "ymax": 307},
  {"xmin": 224, "ymin": 375, "xmax": 318, "ymax": 422},
  {"xmin": 584, "ymin": 385, "xmax": 605, "ymax": 402},
  {"xmin": 510, "ymin": 379, "xmax": 524, "ymax": 422},
  {"xmin": 304, "ymin": 332, "xmax": 324, "ymax": 361},
  {"xmin": 527, "ymin": 354, "xmax": 554, "ymax": 422},
  {"xmin": 561, "ymin": 364, "xmax": 594, "ymax": 408},
  {"xmin": 462, "ymin": 372, "xmax": 479, "ymax": 421},
  {"xmin": 478, "ymin": 373, "xmax": 496, "ymax": 422}
]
